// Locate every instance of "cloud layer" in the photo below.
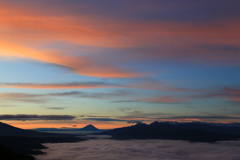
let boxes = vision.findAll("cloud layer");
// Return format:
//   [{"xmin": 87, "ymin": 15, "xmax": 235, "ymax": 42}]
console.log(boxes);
[
  {"xmin": 0, "ymin": 114, "xmax": 75, "ymax": 121},
  {"xmin": 0, "ymin": 82, "xmax": 120, "ymax": 89},
  {"xmin": 0, "ymin": 0, "xmax": 239, "ymax": 80},
  {"xmin": 35, "ymin": 139, "xmax": 240, "ymax": 160}
]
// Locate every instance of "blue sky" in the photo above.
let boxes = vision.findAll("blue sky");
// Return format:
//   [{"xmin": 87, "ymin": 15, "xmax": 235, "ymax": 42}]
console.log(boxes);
[{"xmin": 0, "ymin": 0, "xmax": 240, "ymax": 129}]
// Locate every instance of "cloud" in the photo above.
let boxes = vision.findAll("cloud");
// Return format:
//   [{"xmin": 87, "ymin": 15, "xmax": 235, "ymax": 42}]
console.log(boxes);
[
  {"xmin": 0, "ymin": 82, "xmax": 121, "ymax": 89},
  {"xmin": 225, "ymin": 88, "xmax": 240, "ymax": 94},
  {"xmin": 136, "ymin": 96, "xmax": 188, "ymax": 103},
  {"xmin": 0, "ymin": 80, "xmax": 206, "ymax": 95},
  {"xmin": 0, "ymin": 0, "xmax": 239, "ymax": 82},
  {"xmin": 76, "ymin": 90, "xmax": 132, "ymax": 100},
  {"xmin": 111, "ymin": 86, "xmax": 240, "ymax": 104},
  {"xmin": 0, "ymin": 114, "xmax": 76, "ymax": 121},
  {"xmin": 117, "ymin": 109, "xmax": 174, "ymax": 121},
  {"xmin": 44, "ymin": 107, "xmax": 66, "ymax": 110},
  {"xmin": 85, "ymin": 116, "xmax": 109, "ymax": 118},
  {"xmin": 0, "ymin": 93, "xmax": 48, "ymax": 103},
  {"xmin": 0, "ymin": 89, "xmax": 135, "ymax": 106},
  {"xmin": 0, "ymin": 6, "xmax": 145, "ymax": 78},
  {"xmin": 0, "ymin": 90, "xmax": 132, "ymax": 104},
  {"xmin": 127, "ymin": 120, "xmax": 143, "ymax": 124},
  {"xmin": 128, "ymin": 81, "xmax": 208, "ymax": 92},
  {"xmin": 79, "ymin": 110, "xmax": 175, "ymax": 123},
  {"xmin": 0, "ymin": 79, "xmax": 239, "ymax": 107},
  {"xmin": 158, "ymin": 115, "xmax": 240, "ymax": 121},
  {"xmin": 111, "ymin": 100, "xmax": 140, "ymax": 103},
  {"xmin": 82, "ymin": 118, "xmax": 126, "ymax": 122},
  {"xmin": 0, "ymin": 40, "xmax": 144, "ymax": 78},
  {"xmin": 188, "ymin": 86, "xmax": 240, "ymax": 103},
  {"xmin": 35, "ymin": 139, "xmax": 240, "ymax": 160}
]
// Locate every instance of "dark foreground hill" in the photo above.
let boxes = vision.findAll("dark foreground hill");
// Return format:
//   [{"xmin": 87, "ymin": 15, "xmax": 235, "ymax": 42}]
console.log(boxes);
[
  {"xmin": 0, "ymin": 122, "xmax": 86, "ymax": 160},
  {"xmin": 0, "ymin": 144, "xmax": 35, "ymax": 160},
  {"xmin": 100, "ymin": 121, "xmax": 240, "ymax": 143},
  {"xmin": 0, "ymin": 122, "xmax": 61, "ymax": 137}
]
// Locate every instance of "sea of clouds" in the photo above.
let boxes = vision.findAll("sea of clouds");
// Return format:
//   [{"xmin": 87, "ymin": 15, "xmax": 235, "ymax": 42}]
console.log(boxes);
[{"xmin": 35, "ymin": 139, "xmax": 240, "ymax": 160}]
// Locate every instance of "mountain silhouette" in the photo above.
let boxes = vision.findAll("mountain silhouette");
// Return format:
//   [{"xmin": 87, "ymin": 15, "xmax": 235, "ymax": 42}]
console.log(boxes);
[
  {"xmin": 77, "ymin": 124, "xmax": 100, "ymax": 131},
  {"xmin": 100, "ymin": 121, "xmax": 240, "ymax": 142},
  {"xmin": 0, "ymin": 122, "xmax": 45, "ymax": 137},
  {"xmin": 0, "ymin": 122, "xmax": 86, "ymax": 159},
  {"xmin": 0, "ymin": 122, "xmax": 71, "ymax": 137}
]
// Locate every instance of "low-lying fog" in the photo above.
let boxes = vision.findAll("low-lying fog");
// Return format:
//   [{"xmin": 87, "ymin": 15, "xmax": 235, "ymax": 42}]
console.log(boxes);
[{"xmin": 35, "ymin": 139, "xmax": 240, "ymax": 160}]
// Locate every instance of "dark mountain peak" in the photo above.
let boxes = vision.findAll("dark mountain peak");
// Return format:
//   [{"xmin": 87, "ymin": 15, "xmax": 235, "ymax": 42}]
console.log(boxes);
[
  {"xmin": 150, "ymin": 121, "xmax": 160, "ymax": 126},
  {"xmin": 134, "ymin": 122, "xmax": 147, "ymax": 126},
  {"xmin": 85, "ymin": 124, "xmax": 94, "ymax": 127},
  {"xmin": 80, "ymin": 124, "xmax": 100, "ymax": 131}
]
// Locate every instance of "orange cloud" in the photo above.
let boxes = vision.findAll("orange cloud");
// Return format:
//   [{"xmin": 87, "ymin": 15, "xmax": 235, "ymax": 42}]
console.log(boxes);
[
  {"xmin": 129, "ymin": 81, "xmax": 207, "ymax": 92},
  {"xmin": 0, "ymin": 3, "xmax": 239, "ymax": 49},
  {"xmin": 220, "ymin": 88, "xmax": 240, "ymax": 102},
  {"xmin": 0, "ymin": 3, "xmax": 143, "ymax": 48},
  {"xmin": 229, "ymin": 97, "xmax": 240, "ymax": 102},
  {"xmin": 0, "ymin": 1, "xmax": 240, "ymax": 81},
  {"xmin": 0, "ymin": 40, "xmax": 143, "ymax": 78},
  {"xmin": 225, "ymin": 88, "xmax": 240, "ymax": 94},
  {"xmin": 0, "ymin": 3, "xmax": 145, "ymax": 78}
]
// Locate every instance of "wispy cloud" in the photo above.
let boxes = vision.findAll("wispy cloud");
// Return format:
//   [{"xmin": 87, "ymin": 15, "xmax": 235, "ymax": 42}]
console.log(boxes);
[
  {"xmin": 157, "ymin": 115, "xmax": 240, "ymax": 122},
  {"xmin": 188, "ymin": 86, "xmax": 240, "ymax": 103},
  {"xmin": 43, "ymin": 107, "xmax": 66, "ymax": 110},
  {"xmin": 82, "ymin": 118, "xmax": 126, "ymax": 122},
  {"xmin": 127, "ymin": 120, "xmax": 143, "ymax": 124},
  {"xmin": 0, "ymin": 93, "xmax": 48, "ymax": 103},
  {"xmin": 117, "ymin": 109, "xmax": 174, "ymax": 121},
  {"xmin": 112, "ymin": 96, "xmax": 188, "ymax": 104},
  {"xmin": 0, "ymin": 82, "xmax": 121, "ymax": 89},
  {"xmin": 0, "ymin": 3, "xmax": 144, "ymax": 78},
  {"xmin": 0, "ymin": 114, "xmax": 75, "ymax": 121},
  {"xmin": 136, "ymin": 96, "xmax": 188, "ymax": 103},
  {"xmin": 112, "ymin": 86, "xmax": 240, "ymax": 104},
  {"xmin": 0, "ymin": 90, "xmax": 132, "ymax": 103},
  {"xmin": 111, "ymin": 100, "xmax": 140, "ymax": 103},
  {"xmin": 0, "ymin": 0, "xmax": 239, "ymax": 81}
]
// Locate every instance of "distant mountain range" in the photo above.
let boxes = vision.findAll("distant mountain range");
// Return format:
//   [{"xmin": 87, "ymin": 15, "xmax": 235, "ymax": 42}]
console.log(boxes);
[
  {"xmin": 100, "ymin": 121, "xmax": 240, "ymax": 142},
  {"xmin": 2, "ymin": 120, "xmax": 240, "ymax": 160},
  {"xmin": 31, "ymin": 124, "xmax": 101, "ymax": 132}
]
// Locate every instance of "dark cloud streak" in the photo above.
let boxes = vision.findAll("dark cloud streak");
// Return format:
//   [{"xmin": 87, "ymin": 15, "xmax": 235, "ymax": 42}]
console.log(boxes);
[
  {"xmin": 82, "ymin": 118, "xmax": 126, "ymax": 122},
  {"xmin": 0, "ymin": 114, "xmax": 76, "ymax": 121}
]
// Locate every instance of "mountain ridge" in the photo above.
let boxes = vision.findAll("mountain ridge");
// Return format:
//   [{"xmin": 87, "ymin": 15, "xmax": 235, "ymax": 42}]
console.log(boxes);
[{"xmin": 99, "ymin": 121, "xmax": 240, "ymax": 142}]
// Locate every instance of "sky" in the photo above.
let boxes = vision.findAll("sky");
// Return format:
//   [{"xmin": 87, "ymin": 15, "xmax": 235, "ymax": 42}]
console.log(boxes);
[{"xmin": 0, "ymin": 0, "xmax": 240, "ymax": 129}]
